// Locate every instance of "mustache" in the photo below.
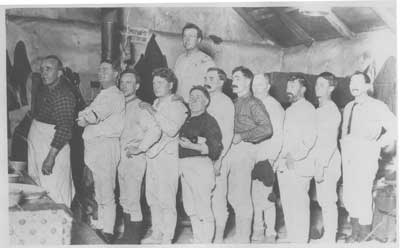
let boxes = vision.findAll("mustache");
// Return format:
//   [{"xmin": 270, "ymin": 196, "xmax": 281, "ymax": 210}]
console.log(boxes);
[
  {"xmin": 204, "ymin": 84, "xmax": 211, "ymax": 89},
  {"xmin": 231, "ymin": 85, "xmax": 238, "ymax": 89}
]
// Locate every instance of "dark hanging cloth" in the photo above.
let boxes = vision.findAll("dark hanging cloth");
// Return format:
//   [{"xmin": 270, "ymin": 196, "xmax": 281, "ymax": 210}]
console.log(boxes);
[
  {"xmin": 134, "ymin": 34, "xmax": 168, "ymax": 103},
  {"xmin": 61, "ymin": 70, "xmax": 88, "ymax": 207},
  {"xmin": 7, "ymin": 50, "xmax": 20, "ymax": 111},
  {"xmin": 251, "ymin": 159, "xmax": 275, "ymax": 187},
  {"xmin": 10, "ymin": 72, "xmax": 42, "ymax": 161},
  {"xmin": 11, "ymin": 41, "xmax": 31, "ymax": 107},
  {"xmin": 222, "ymin": 78, "xmax": 237, "ymax": 101}
]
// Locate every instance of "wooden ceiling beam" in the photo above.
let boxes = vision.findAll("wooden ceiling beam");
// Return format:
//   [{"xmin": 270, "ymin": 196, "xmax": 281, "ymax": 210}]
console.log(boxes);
[
  {"xmin": 373, "ymin": 7, "xmax": 396, "ymax": 33},
  {"xmin": 324, "ymin": 10, "xmax": 355, "ymax": 39},
  {"xmin": 273, "ymin": 8, "xmax": 314, "ymax": 47},
  {"xmin": 233, "ymin": 7, "xmax": 280, "ymax": 47}
]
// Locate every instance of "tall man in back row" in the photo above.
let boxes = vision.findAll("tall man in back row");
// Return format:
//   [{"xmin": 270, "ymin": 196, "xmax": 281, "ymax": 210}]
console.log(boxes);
[
  {"xmin": 224, "ymin": 66, "xmax": 273, "ymax": 243},
  {"xmin": 341, "ymin": 72, "xmax": 396, "ymax": 242},
  {"xmin": 28, "ymin": 55, "xmax": 76, "ymax": 207},
  {"xmin": 174, "ymin": 23, "xmax": 216, "ymax": 102}
]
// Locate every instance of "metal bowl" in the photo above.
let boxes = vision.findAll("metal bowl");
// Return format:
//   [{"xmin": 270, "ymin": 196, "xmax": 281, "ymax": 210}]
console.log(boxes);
[
  {"xmin": 9, "ymin": 191, "xmax": 22, "ymax": 208},
  {"xmin": 9, "ymin": 161, "xmax": 27, "ymax": 173},
  {"xmin": 8, "ymin": 173, "xmax": 20, "ymax": 183}
]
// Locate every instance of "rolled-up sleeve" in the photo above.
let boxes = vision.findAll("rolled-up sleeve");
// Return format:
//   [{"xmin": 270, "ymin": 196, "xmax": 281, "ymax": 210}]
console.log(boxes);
[
  {"xmin": 90, "ymin": 94, "xmax": 115, "ymax": 122},
  {"xmin": 154, "ymin": 101, "xmax": 188, "ymax": 137},
  {"xmin": 51, "ymin": 95, "xmax": 76, "ymax": 150}
]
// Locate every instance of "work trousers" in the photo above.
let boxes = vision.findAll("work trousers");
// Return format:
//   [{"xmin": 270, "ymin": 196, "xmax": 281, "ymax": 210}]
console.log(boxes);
[
  {"xmin": 84, "ymin": 137, "xmax": 120, "ymax": 234},
  {"xmin": 251, "ymin": 180, "xmax": 276, "ymax": 236},
  {"xmin": 278, "ymin": 169, "xmax": 311, "ymax": 243},
  {"xmin": 118, "ymin": 152, "xmax": 146, "ymax": 221},
  {"xmin": 315, "ymin": 149, "xmax": 341, "ymax": 242},
  {"xmin": 223, "ymin": 141, "xmax": 257, "ymax": 242},
  {"xmin": 180, "ymin": 157, "xmax": 215, "ymax": 243},
  {"xmin": 145, "ymin": 149, "xmax": 179, "ymax": 240},
  {"xmin": 341, "ymin": 137, "xmax": 380, "ymax": 225}
]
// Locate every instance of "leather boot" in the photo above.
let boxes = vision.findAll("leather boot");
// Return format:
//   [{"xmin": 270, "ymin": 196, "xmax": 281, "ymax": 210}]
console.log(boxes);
[
  {"xmin": 358, "ymin": 224, "xmax": 372, "ymax": 242},
  {"xmin": 95, "ymin": 229, "xmax": 115, "ymax": 244},
  {"xmin": 346, "ymin": 217, "xmax": 360, "ymax": 243},
  {"xmin": 115, "ymin": 213, "xmax": 142, "ymax": 244}
]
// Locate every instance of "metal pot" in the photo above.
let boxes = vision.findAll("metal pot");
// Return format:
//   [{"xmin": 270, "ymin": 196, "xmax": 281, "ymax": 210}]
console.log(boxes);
[
  {"xmin": 9, "ymin": 161, "xmax": 27, "ymax": 173},
  {"xmin": 8, "ymin": 173, "xmax": 20, "ymax": 183}
]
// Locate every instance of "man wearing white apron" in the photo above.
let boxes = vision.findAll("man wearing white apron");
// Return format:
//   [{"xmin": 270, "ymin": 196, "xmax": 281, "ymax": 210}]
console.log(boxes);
[
  {"xmin": 77, "ymin": 60, "xmax": 125, "ymax": 244},
  {"xmin": 251, "ymin": 74, "xmax": 285, "ymax": 243},
  {"xmin": 140, "ymin": 68, "xmax": 188, "ymax": 244},
  {"xmin": 204, "ymin": 67, "xmax": 234, "ymax": 243},
  {"xmin": 174, "ymin": 23, "xmax": 216, "ymax": 102},
  {"xmin": 224, "ymin": 66, "xmax": 273, "ymax": 243},
  {"xmin": 312, "ymin": 72, "xmax": 342, "ymax": 243},
  {"xmin": 341, "ymin": 72, "xmax": 396, "ymax": 242},
  {"xmin": 276, "ymin": 75, "xmax": 317, "ymax": 243},
  {"xmin": 28, "ymin": 55, "xmax": 76, "ymax": 207},
  {"xmin": 116, "ymin": 70, "xmax": 162, "ymax": 244}
]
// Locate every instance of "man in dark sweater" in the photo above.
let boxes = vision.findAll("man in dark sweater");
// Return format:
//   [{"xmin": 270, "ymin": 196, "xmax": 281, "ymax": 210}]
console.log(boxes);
[
  {"xmin": 223, "ymin": 66, "xmax": 273, "ymax": 243},
  {"xmin": 179, "ymin": 85, "xmax": 223, "ymax": 243}
]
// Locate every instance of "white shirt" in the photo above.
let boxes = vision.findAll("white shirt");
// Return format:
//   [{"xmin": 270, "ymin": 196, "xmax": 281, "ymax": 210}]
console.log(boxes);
[
  {"xmin": 207, "ymin": 91, "xmax": 235, "ymax": 160},
  {"xmin": 174, "ymin": 50, "xmax": 216, "ymax": 102},
  {"xmin": 256, "ymin": 95, "xmax": 285, "ymax": 162},
  {"xmin": 147, "ymin": 95, "xmax": 188, "ymax": 158},
  {"xmin": 278, "ymin": 98, "xmax": 317, "ymax": 176},
  {"xmin": 342, "ymin": 95, "xmax": 397, "ymax": 147},
  {"xmin": 312, "ymin": 100, "xmax": 341, "ymax": 168},
  {"xmin": 81, "ymin": 86, "xmax": 125, "ymax": 140},
  {"xmin": 120, "ymin": 97, "xmax": 161, "ymax": 152}
]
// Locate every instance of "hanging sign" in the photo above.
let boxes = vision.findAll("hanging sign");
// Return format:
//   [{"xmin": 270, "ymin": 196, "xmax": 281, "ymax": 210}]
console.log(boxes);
[{"xmin": 123, "ymin": 27, "xmax": 152, "ymax": 44}]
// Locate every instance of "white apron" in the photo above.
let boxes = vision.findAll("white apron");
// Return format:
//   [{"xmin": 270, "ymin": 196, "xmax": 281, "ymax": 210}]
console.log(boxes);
[
  {"xmin": 340, "ymin": 136, "xmax": 380, "ymax": 224},
  {"xmin": 27, "ymin": 120, "xmax": 74, "ymax": 207}
]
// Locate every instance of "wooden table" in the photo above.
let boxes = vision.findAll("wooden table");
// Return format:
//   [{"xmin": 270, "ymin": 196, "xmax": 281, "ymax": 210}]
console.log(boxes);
[{"xmin": 9, "ymin": 172, "xmax": 104, "ymax": 245}]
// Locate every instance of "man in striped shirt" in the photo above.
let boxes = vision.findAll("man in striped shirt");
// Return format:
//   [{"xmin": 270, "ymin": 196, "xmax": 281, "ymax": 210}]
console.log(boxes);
[
  {"xmin": 28, "ymin": 55, "xmax": 76, "ymax": 207},
  {"xmin": 224, "ymin": 66, "xmax": 273, "ymax": 243}
]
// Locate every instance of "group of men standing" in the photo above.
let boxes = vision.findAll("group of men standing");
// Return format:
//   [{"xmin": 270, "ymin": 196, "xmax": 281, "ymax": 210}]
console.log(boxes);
[{"xmin": 26, "ymin": 22, "xmax": 396, "ymax": 245}]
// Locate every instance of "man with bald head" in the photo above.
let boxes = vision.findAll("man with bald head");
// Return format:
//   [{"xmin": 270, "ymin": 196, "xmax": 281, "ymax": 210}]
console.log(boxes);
[
  {"xmin": 251, "ymin": 73, "xmax": 284, "ymax": 243},
  {"xmin": 28, "ymin": 55, "xmax": 76, "ymax": 207}
]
